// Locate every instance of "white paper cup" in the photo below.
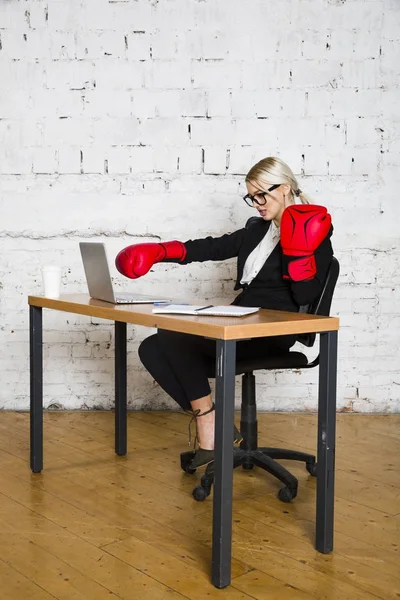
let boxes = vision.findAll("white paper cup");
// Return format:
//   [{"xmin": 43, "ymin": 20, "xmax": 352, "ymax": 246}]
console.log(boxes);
[{"xmin": 41, "ymin": 265, "xmax": 62, "ymax": 298}]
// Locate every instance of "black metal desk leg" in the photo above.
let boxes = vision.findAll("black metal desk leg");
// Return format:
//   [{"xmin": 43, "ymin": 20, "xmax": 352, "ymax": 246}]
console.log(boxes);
[
  {"xmin": 30, "ymin": 305, "xmax": 43, "ymax": 473},
  {"xmin": 316, "ymin": 330, "xmax": 338, "ymax": 553},
  {"xmin": 115, "ymin": 321, "xmax": 127, "ymax": 455},
  {"xmin": 212, "ymin": 339, "xmax": 236, "ymax": 589}
]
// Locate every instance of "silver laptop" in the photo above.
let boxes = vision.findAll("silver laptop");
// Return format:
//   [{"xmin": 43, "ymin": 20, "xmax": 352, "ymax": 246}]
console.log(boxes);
[{"xmin": 79, "ymin": 242, "xmax": 169, "ymax": 304}]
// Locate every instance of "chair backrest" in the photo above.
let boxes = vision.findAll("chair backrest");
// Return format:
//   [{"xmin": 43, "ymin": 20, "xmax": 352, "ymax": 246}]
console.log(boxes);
[
  {"xmin": 244, "ymin": 216, "xmax": 340, "ymax": 348},
  {"xmin": 297, "ymin": 256, "xmax": 339, "ymax": 347}
]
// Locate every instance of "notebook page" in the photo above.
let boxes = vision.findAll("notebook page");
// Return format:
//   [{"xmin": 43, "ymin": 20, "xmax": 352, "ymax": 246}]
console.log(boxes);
[{"xmin": 152, "ymin": 305, "xmax": 259, "ymax": 317}]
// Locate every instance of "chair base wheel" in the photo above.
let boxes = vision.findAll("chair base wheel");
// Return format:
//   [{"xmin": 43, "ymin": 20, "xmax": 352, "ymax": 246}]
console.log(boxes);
[
  {"xmin": 192, "ymin": 486, "xmax": 211, "ymax": 501},
  {"xmin": 306, "ymin": 461, "xmax": 317, "ymax": 477},
  {"xmin": 278, "ymin": 486, "xmax": 297, "ymax": 503}
]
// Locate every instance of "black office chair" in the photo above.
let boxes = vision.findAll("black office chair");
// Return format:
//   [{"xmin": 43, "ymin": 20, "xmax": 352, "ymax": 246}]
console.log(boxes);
[{"xmin": 180, "ymin": 219, "xmax": 339, "ymax": 503}]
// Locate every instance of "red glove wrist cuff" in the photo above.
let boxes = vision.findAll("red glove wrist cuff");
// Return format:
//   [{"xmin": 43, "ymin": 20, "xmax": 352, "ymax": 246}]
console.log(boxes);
[
  {"xmin": 161, "ymin": 241, "xmax": 187, "ymax": 262},
  {"xmin": 287, "ymin": 255, "xmax": 317, "ymax": 282}
]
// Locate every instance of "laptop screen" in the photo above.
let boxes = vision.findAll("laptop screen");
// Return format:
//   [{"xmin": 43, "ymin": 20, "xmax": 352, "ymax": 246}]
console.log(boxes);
[{"xmin": 80, "ymin": 242, "xmax": 116, "ymax": 303}]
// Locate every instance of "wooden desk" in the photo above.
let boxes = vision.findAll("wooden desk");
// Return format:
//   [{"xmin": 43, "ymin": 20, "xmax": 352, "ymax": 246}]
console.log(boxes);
[{"xmin": 28, "ymin": 294, "xmax": 339, "ymax": 589}]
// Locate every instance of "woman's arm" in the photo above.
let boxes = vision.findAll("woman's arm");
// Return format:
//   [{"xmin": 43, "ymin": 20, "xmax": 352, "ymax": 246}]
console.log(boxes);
[
  {"xmin": 288, "ymin": 234, "xmax": 334, "ymax": 307},
  {"xmin": 182, "ymin": 228, "xmax": 247, "ymax": 264},
  {"xmin": 280, "ymin": 204, "xmax": 334, "ymax": 307},
  {"xmin": 115, "ymin": 228, "xmax": 247, "ymax": 279}
]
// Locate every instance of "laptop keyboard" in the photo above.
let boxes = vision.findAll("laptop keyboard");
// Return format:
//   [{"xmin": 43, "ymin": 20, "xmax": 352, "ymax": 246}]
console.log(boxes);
[{"xmin": 115, "ymin": 294, "xmax": 156, "ymax": 303}]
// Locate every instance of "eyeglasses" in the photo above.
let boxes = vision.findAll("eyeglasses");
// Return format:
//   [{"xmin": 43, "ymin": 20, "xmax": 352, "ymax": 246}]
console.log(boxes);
[{"xmin": 243, "ymin": 184, "xmax": 280, "ymax": 207}]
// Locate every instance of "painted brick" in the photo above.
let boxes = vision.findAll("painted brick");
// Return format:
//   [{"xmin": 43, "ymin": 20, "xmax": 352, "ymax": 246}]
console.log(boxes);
[
  {"xmin": 192, "ymin": 60, "xmax": 242, "ymax": 90},
  {"xmin": 94, "ymin": 59, "xmax": 144, "ymax": 90},
  {"xmin": 203, "ymin": 147, "xmax": 227, "ymax": 175},
  {"xmin": 129, "ymin": 146, "xmax": 154, "ymax": 174},
  {"xmin": 206, "ymin": 90, "xmax": 231, "ymax": 117},
  {"xmin": 126, "ymin": 32, "xmax": 150, "ymax": 61},
  {"xmin": 33, "ymin": 148, "xmax": 57, "ymax": 174},
  {"xmin": 154, "ymin": 90, "xmax": 182, "ymax": 118},
  {"xmin": 177, "ymin": 147, "xmax": 203, "ymax": 174},
  {"xmin": 106, "ymin": 147, "xmax": 131, "ymax": 175},
  {"xmin": 180, "ymin": 90, "xmax": 207, "ymax": 118},
  {"xmin": 148, "ymin": 60, "xmax": 191, "ymax": 90},
  {"xmin": 81, "ymin": 146, "xmax": 106, "ymax": 174},
  {"xmin": 58, "ymin": 146, "xmax": 81, "ymax": 174},
  {"xmin": 0, "ymin": 149, "xmax": 33, "ymax": 174},
  {"xmin": 154, "ymin": 147, "xmax": 179, "ymax": 173},
  {"xmin": 75, "ymin": 31, "xmax": 126, "ymax": 60}
]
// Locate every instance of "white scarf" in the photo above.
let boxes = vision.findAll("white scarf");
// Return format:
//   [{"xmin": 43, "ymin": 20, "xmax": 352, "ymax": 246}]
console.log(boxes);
[{"xmin": 240, "ymin": 198, "xmax": 301, "ymax": 286}]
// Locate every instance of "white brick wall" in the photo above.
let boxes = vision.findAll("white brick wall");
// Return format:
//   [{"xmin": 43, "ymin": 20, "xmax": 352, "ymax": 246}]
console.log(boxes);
[{"xmin": 0, "ymin": 0, "xmax": 399, "ymax": 413}]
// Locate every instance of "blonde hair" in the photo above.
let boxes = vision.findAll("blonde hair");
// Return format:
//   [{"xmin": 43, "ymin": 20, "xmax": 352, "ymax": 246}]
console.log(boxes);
[{"xmin": 245, "ymin": 157, "xmax": 312, "ymax": 204}]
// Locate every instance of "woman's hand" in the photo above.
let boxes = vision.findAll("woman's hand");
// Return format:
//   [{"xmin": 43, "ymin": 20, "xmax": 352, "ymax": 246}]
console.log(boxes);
[{"xmin": 115, "ymin": 241, "xmax": 186, "ymax": 279}]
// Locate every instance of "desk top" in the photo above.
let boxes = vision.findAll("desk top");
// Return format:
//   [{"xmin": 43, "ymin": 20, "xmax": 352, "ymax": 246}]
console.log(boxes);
[{"xmin": 28, "ymin": 294, "xmax": 339, "ymax": 340}]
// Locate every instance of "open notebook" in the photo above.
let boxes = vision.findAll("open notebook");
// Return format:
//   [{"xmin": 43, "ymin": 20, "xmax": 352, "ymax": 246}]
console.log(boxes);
[{"xmin": 152, "ymin": 304, "xmax": 260, "ymax": 317}]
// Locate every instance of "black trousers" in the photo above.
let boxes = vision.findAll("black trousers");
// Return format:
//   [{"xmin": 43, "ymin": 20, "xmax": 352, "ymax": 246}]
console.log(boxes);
[{"xmin": 138, "ymin": 329, "xmax": 296, "ymax": 411}]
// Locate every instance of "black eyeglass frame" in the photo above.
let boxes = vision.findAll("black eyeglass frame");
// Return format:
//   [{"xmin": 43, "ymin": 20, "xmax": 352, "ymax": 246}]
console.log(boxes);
[{"xmin": 243, "ymin": 184, "xmax": 281, "ymax": 207}]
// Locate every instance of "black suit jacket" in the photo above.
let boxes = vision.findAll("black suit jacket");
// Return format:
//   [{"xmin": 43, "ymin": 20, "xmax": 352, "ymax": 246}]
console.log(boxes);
[{"xmin": 180, "ymin": 218, "xmax": 333, "ymax": 312}]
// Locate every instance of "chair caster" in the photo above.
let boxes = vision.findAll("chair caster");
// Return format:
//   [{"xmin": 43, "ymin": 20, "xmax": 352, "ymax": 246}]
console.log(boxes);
[
  {"xmin": 278, "ymin": 485, "xmax": 297, "ymax": 503},
  {"xmin": 180, "ymin": 450, "xmax": 196, "ymax": 474},
  {"xmin": 192, "ymin": 485, "xmax": 211, "ymax": 501},
  {"xmin": 242, "ymin": 463, "xmax": 254, "ymax": 471},
  {"xmin": 192, "ymin": 472, "xmax": 213, "ymax": 501},
  {"xmin": 306, "ymin": 461, "xmax": 317, "ymax": 477}
]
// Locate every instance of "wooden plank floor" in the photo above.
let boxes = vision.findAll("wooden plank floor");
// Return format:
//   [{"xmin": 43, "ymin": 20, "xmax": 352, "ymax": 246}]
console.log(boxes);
[{"xmin": 0, "ymin": 412, "xmax": 399, "ymax": 600}]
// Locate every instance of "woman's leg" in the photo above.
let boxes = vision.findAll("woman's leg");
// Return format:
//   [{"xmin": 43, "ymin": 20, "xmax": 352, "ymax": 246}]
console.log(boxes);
[
  {"xmin": 154, "ymin": 331, "xmax": 296, "ymax": 451},
  {"xmin": 155, "ymin": 330, "xmax": 218, "ymax": 450},
  {"xmin": 139, "ymin": 331, "xmax": 217, "ymax": 451},
  {"xmin": 156, "ymin": 330, "xmax": 215, "ymax": 402},
  {"xmin": 138, "ymin": 334, "xmax": 192, "ymax": 411},
  {"xmin": 139, "ymin": 330, "xmax": 296, "ymax": 459},
  {"xmin": 190, "ymin": 395, "xmax": 215, "ymax": 449}
]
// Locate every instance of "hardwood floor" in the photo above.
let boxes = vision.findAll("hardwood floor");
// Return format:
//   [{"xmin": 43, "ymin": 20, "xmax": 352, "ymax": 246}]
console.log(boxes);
[{"xmin": 0, "ymin": 411, "xmax": 398, "ymax": 600}]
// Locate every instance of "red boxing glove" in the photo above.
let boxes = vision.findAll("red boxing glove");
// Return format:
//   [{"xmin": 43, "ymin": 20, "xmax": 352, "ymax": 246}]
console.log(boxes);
[
  {"xmin": 115, "ymin": 241, "xmax": 186, "ymax": 279},
  {"xmin": 280, "ymin": 204, "xmax": 332, "ymax": 282}
]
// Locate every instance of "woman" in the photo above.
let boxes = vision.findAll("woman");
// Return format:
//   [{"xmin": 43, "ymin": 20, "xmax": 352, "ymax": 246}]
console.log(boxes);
[{"xmin": 115, "ymin": 157, "xmax": 333, "ymax": 469}]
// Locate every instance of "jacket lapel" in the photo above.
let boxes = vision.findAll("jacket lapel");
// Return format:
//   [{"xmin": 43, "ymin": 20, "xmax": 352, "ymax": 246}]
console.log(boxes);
[{"xmin": 235, "ymin": 219, "xmax": 271, "ymax": 288}]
